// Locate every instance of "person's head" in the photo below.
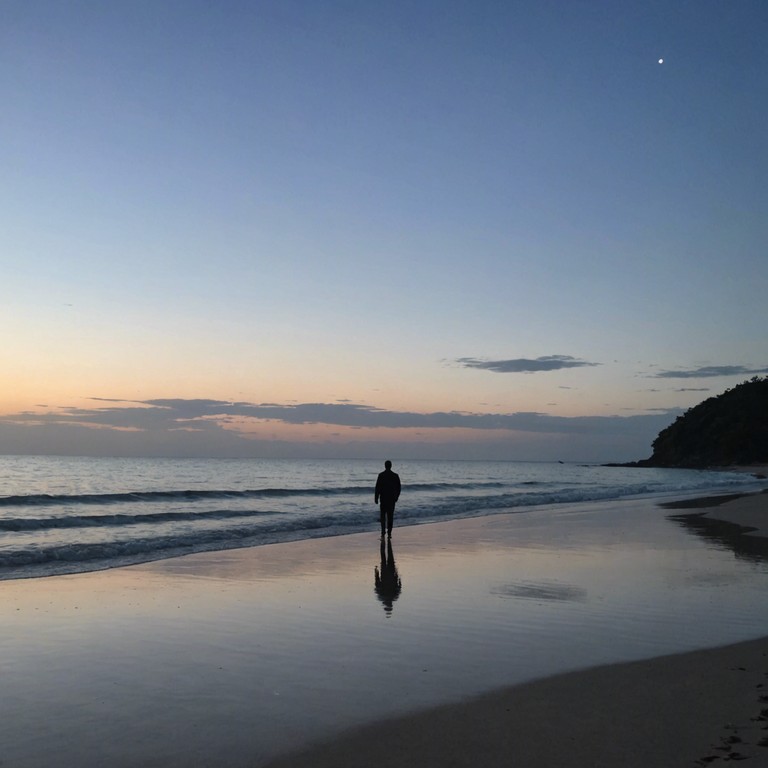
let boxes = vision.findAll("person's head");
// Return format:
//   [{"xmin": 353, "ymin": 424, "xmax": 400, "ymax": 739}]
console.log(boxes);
[{"xmin": 384, "ymin": 460, "xmax": 392, "ymax": 469}]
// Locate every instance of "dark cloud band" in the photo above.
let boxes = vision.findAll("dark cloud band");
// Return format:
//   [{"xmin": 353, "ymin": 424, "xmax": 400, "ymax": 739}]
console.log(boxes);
[
  {"xmin": 5, "ymin": 398, "xmax": 678, "ymax": 438},
  {"xmin": 456, "ymin": 355, "xmax": 600, "ymax": 373},
  {"xmin": 654, "ymin": 365, "xmax": 768, "ymax": 379}
]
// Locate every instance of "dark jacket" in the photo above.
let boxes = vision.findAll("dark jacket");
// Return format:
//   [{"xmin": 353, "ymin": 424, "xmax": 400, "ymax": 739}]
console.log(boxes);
[{"xmin": 375, "ymin": 469, "xmax": 401, "ymax": 505}]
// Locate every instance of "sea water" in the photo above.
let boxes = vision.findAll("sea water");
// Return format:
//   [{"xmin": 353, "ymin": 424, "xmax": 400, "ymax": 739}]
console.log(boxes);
[{"xmin": 0, "ymin": 455, "xmax": 764, "ymax": 580}]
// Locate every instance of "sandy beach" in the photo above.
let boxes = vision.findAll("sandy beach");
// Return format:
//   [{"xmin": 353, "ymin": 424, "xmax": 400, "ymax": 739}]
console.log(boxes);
[
  {"xmin": 1, "ymin": 487, "xmax": 767, "ymax": 767},
  {"xmin": 265, "ymin": 488, "xmax": 768, "ymax": 768},
  {"xmin": 264, "ymin": 636, "xmax": 768, "ymax": 768}
]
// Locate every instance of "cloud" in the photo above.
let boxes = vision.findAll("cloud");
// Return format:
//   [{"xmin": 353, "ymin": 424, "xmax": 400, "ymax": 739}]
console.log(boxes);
[
  {"xmin": 456, "ymin": 355, "xmax": 600, "ymax": 373},
  {"xmin": 653, "ymin": 365, "xmax": 768, "ymax": 379},
  {"xmin": 0, "ymin": 397, "xmax": 683, "ymax": 462},
  {"xmin": 2, "ymin": 397, "xmax": 681, "ymax": 437}
]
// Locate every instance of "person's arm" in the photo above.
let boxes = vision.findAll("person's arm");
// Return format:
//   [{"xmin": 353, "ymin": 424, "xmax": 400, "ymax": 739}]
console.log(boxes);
[
  {"xmin": 375, "ymin": 475, "xmax": 380, "ymax": 504},
  {"xmin": 395, "ymin": 474, "xmax": 401, "ymax": 501}
]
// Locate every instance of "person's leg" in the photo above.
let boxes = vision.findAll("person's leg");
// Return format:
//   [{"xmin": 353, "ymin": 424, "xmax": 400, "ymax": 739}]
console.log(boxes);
[
  {"xmin": 379, "ymin": 506, "xmax": 386, "ymax": 537},
  {"xmin": 381, "ymin": 502, "xmax": 394, "ymax": 537}
]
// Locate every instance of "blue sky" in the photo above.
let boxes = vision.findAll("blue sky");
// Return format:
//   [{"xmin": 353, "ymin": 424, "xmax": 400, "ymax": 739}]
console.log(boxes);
[{"xmin": 2, "ymin": 1, "xmax": 767, "ymax": 461}]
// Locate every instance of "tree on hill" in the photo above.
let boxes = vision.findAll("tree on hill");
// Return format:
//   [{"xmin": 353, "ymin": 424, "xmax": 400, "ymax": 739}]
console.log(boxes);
[{"xmin": 640, "ymin": 376, "xmax": 768, "ymax": 468}]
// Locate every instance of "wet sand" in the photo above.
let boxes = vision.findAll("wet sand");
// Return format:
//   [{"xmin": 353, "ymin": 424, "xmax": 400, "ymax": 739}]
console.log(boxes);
[
  {"xmin": 265, "ymin": 487, "xmax": 768, "ymax": 768},
  {"xmin": 1, "ymin": 488, "xmax": 767, "ymax": 767},
  {"xmin": 666, "ymin": 488, "xmax": 768, "ymax": 537},
  {"xmin": 264, "ymin": 635, "xmax": 768, "ymax": 768}
]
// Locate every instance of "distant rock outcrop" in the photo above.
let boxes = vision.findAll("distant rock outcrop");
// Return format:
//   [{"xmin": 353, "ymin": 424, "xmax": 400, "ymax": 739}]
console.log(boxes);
[{"xmin": 638, "ymin": 376, "xmax": 768, "ymax": 468}]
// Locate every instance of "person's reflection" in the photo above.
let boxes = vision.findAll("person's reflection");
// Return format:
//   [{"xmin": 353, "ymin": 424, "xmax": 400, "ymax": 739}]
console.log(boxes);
[{"xmin": 374, "ymin": 539, "xmax": 402, "ymax": 617}]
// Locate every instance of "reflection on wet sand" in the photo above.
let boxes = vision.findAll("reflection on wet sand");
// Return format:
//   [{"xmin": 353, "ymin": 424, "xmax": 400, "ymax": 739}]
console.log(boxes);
[
  {"xmin": 662, "ymin": 493, "xmax": 768, "ymax": 565},
  {"xmin": 374, "ymin": 539, "xmax": 402, "ymax": 616},
  {"xmin": 490, "ymin": 580, "xmax": 587, "ymax": 602},
  {"xmin": 666, "ymin": 511, "xmax": 768, "ymax": 565}
]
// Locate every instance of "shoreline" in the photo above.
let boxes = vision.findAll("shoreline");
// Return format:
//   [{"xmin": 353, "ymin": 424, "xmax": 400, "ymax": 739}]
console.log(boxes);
[{"xmin": 0, "ymin": 461, "xmax": 766, "ymax": 581}]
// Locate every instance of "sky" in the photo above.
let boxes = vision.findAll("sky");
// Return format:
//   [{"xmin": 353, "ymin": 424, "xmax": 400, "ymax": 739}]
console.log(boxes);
[{"xmin": 2, "ymin": 0, "xmax": 767, "ymax": 462}]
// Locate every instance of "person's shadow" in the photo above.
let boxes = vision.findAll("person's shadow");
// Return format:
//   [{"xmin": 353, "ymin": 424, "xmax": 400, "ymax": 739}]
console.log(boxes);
[{"xmin": 374, "ymin": 539, "xmax": 402, "ymax": 617}]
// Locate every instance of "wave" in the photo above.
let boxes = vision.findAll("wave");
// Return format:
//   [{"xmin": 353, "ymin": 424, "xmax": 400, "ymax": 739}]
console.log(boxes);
[
  {"xmin": 0, "ymin": 527, "xmax": 258, "ymax": 572},
  {"xmin": 399, "ymin": 475, "xmax": 768, "ymax": 523},
  {"xmin": 0, "ymin": 511, "xmax": 354, "ymax": 577},
  {"xmin": 0, "ymin": 507, "xmax": 279, "ymax": 532},
  {"xmin": 0, "ymin": 481, "xmax": 507, "ymax": 508},
  {"xmin": 0, "ymin": 488, "xmax": 361, "ymax": 507}
]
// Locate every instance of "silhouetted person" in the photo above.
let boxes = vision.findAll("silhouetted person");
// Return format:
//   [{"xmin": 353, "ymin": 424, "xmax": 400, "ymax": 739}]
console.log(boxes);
[
  {"xmin": 374, "ymin": 538, "xmax": 402, "ymax": 616},
  {"xmin": 374, "ymin": 460, "xmax": 400, "ymax": 538}
]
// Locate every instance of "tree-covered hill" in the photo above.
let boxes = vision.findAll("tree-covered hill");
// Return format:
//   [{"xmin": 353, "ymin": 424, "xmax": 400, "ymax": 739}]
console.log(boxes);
[{"xmin": 639, "ymin": 376, "xmax": 768, "ymax": 468}]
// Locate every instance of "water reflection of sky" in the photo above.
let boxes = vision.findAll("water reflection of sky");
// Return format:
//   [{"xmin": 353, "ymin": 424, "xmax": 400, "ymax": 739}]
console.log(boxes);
[{"xmin": 1, "ymin": 496, "xmax": 767, "ymax": 768}]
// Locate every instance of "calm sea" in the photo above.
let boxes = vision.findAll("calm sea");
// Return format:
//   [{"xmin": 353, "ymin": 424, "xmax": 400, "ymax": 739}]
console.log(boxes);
[{"xmin": 0, "ymin": 455, "xmax": 764, "ymax": 580}]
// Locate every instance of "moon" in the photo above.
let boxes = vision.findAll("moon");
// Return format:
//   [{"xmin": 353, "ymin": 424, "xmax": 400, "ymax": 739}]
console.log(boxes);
[{"xmin": 658, "ymin": 58, "xmax": 664, "ymax": 64}]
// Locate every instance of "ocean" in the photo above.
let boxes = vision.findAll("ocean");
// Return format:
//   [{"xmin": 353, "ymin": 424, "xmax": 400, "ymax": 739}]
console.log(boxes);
[{"xmin": 0, "ymin": 455, "xmax": 764, "ymax": 581}]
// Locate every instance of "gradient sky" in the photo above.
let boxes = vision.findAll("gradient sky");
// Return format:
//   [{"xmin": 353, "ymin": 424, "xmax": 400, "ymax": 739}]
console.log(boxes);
[{"xmin": 2, "ymin": 0, "xmax": 767, "ymax": 461}]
